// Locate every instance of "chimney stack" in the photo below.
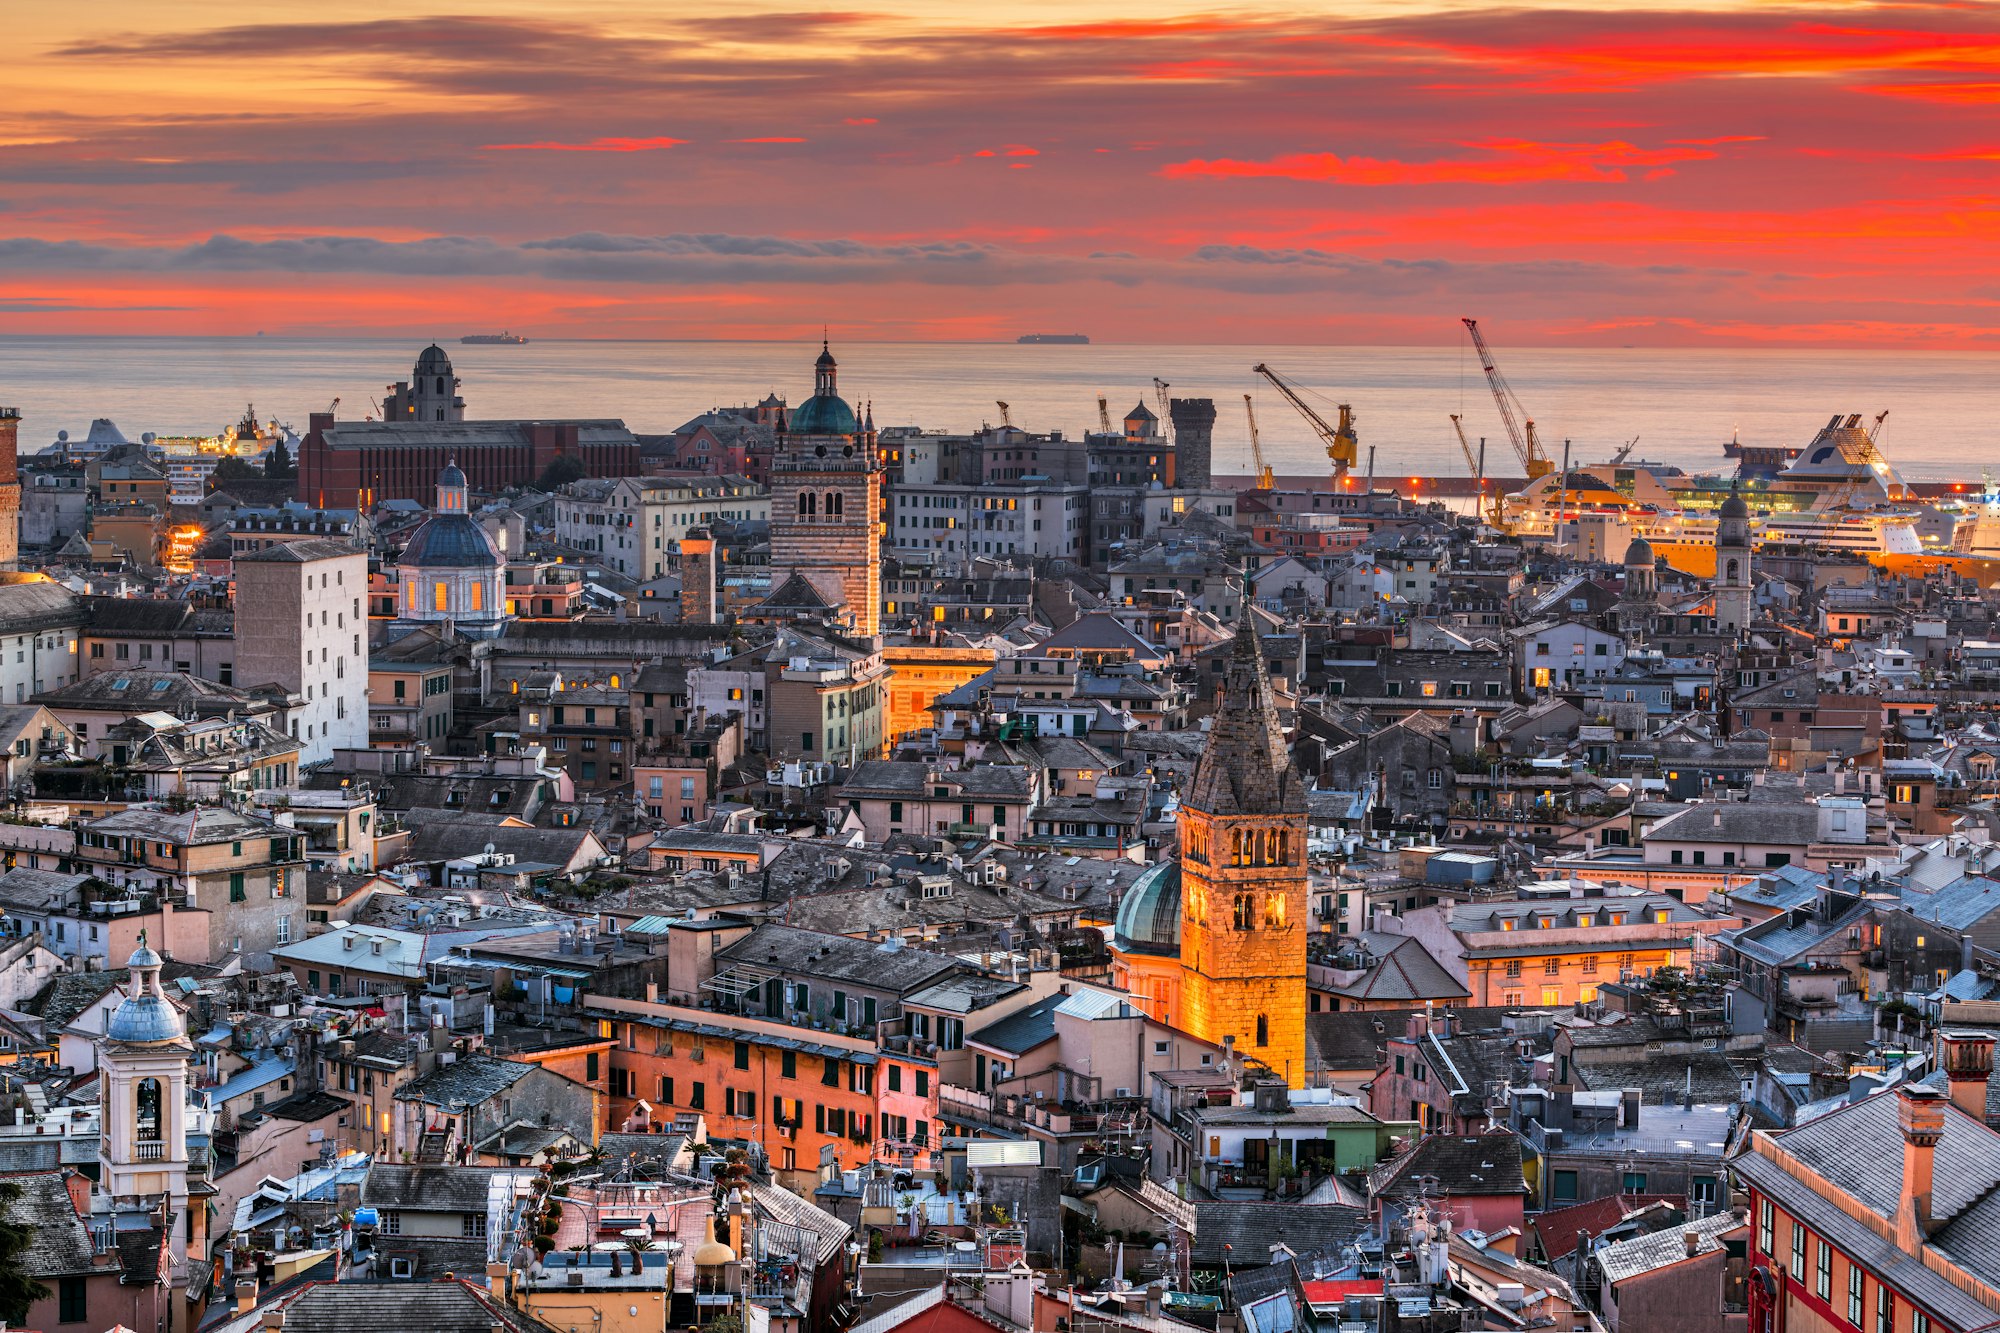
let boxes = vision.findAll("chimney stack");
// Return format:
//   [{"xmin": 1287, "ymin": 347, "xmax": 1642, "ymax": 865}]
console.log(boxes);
[
  {"xmin": 1683, "ymin": 1229, "xmax": 1700, "ymax": 1259},
  {"xmin": 1897, "ymin": 1084, "xmax": 1948, "ymax": 1250},
  {"xmin": 235, "ymin": 1278, "xmax": 259, "ymax": 1317},
  {"xmin": 1940, "ymin": 1030, "xmax": 1994, "ymax": 1125}
]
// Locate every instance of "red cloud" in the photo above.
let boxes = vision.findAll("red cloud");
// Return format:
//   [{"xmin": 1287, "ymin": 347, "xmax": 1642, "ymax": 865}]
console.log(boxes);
[
  {"xmin": 482, "ymin": 136, "xmax": 686, "ymax": 153},
  {"xmin": 728, "ymin": 137, "xmax": 808, "ymax": 144},
  {"xmin": 844, "ymin": 117, "xmax": 878, "ymax": 125},
  {"xmin": 1163, "ymin": 140, "xmax": 1723, "ymax": 186}
]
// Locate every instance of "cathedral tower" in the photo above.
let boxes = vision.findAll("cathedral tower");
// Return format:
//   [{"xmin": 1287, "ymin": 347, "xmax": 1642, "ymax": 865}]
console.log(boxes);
[
  {"xmin": 1715, "ymin": 483, "xmax": 1753, "ymax": 638},
  {"xmin": 769, "ymin": 342, "xmax": 881, "ymax": 635},
  {"xmin": 1177, "ymin": 606, "xmax": 1309, "ymax": 1085}
]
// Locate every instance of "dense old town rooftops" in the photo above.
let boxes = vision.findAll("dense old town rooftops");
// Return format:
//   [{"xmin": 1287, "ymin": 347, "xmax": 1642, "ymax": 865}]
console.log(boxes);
[{"xmin": 18, "ymin": 342, "xmax": 2000, "ymax": 1333}]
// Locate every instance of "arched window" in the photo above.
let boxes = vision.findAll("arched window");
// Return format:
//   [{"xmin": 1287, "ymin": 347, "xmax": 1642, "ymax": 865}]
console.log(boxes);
[
  {"xmin": 1230, "ymin": 829, "xmax": 1243, "ymax": 867},
  {"xmin": 1233, "ymin": 893, "xmax": 1254, "ymax": 931},
  {"xmin": 436, "ymin": 376, "xmax": 447, "ymax": 395},
  {"xmin": 1255, "ymin": 1014, "xmax": 1269, "ymax": 1047},
  {"xmin": 136, "ymin": 1077, "xmax": 162, "ymax": 1142},
  {"xmin": 827, "ymin": 492, "xmax": 843, "ymax": 517},
  {"xmin": 798, "ymin": 493, "xmax": 816, "ymax": 517},
  {"xmin": 1725, "ymin": 558, "xmax": 1740, "ymax": 582}
]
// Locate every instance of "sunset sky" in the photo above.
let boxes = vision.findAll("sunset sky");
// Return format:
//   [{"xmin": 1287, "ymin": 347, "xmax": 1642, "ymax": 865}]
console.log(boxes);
[{"xmin": 6, "ymin": 1, "xmax": 2000, "ymax": 344}]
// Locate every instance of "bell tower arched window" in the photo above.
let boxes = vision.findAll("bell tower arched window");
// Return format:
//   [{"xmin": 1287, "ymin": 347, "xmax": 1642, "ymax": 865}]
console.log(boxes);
[{"xmin": 136, "ymin": 1077, "xmax": 162, "ymax": 1142}]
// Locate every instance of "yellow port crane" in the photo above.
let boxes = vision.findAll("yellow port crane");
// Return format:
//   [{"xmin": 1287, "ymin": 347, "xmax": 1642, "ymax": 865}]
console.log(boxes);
[
  {"xmin": 1251, "ymin": 362, "xmax": 1358, "ymax": 480},
  {"xmin": 1243, "ymin": 395, "xmax": 1274, "ymax": 490},
  {"xmin": 1461, "ymin": 317, "xmax": 1555, "ymax": 482}
]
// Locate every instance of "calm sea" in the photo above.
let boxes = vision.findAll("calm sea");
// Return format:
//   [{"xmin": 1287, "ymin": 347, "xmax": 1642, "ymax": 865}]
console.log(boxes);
[{"xmin": 2, "ymin": 335, "xmax": 1996, "ymax": 482}]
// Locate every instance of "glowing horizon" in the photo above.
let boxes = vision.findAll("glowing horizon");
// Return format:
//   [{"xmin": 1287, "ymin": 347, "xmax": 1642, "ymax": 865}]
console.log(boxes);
[{"xmin": 7, "ymin": 2, "xmax": 2000, "ymax": 347}]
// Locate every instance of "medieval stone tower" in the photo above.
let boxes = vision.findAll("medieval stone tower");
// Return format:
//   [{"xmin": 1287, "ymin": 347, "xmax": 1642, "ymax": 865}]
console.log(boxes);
[
  {"xmin": 769, "ymin": 342, "xmax": 881, "ymax": 636},
  {"xmin": 1177, "ymin": 607, "xmax": 1309, "ymax": 1085}
]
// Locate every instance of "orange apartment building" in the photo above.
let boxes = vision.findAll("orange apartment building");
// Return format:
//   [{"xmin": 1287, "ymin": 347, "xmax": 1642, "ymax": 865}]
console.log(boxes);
[{"xmin": 590, "ymin": 993, "xmax": 882, "ymax": 1191}]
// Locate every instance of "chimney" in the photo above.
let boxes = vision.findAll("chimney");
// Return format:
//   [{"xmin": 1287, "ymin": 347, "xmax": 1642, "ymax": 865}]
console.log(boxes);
[
  {"xmin": 1683, "ymin": 1229, "xmax": 1700, "ymax": 1259},
  {"xmin": 1897, "ymin": 1084, "xmax": 1948, "ymax": 1249},
  {"xmin": 261, "ymin": 1308, "xmax": 285, "ymax": 1332},
  {"xmin": 1621, "ymin": 1087, "xmax": 1642, "ymax": 1129},
  {"xmin": 1940, "ymin": 1031, "xmax": 1994, "ymax": 1124},
  {"xmin": 235, "ymin": 1277, "xmax": 259, "ymax": 1317}
]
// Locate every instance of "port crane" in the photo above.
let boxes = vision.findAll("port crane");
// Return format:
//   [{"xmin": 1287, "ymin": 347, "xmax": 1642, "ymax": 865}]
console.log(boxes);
[
  {"xmin": 1251, "ymin": 362, "xmax": 1359, "ymax": 480},
  {"xmin": 1243, "ymin": 395, "xmax": 1274, "ymax": 490},
  {"xmin": 1153, "ymin": 378, "xmax": 1173, "ymax": 442},
  {"xmin": 1450, "ymin": 413, "xmax": 1500, "ymax": 526},
  {"xmin": 1461, "ymin": 317, "xmax": 1555, "ymax": 482},
  {"xmin": 995, "ymin": 401, "xmax": 1013, "ymax": 429},
  {"xmin": 1097, "ymin": 394, "xmax": 1111, "ymax": 434}
]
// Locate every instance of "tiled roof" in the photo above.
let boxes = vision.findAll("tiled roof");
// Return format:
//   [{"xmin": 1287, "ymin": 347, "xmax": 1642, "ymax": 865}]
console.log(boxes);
[
  {"xmin": 1735, "ymin": 1092, "xmax": 2000, "ymax": 1331},
  {"xmin": 0, "ymin": 1172, "xmax": 92, "ymax": 1277},
  {"xmin": 1595, "ymin": 1211, "xmax": 1747, "ymax": 1285},
  {"xmin": 1529, "ymin": 1194, "xmax": 1685, "ymax": 1263}
]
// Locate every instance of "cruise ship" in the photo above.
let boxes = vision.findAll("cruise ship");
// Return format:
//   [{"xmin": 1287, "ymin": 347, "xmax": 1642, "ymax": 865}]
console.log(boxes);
[{"xmin": 1502, "ymin": 410, "xmax": 1935, "ymax": 561}]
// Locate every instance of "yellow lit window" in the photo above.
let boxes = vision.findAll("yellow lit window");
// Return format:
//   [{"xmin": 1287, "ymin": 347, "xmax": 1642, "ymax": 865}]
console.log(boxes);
[
  {"xmin": 433, "ymin": 582, "xmax": 448, "ymax": 612},
  {"xmin": 610, "ymin": 674, "xmax": 620, "ymax": 689},
  {"xmin": 1264, "ymin": 894, "xmax": 1287, "ymax": 929},
  {"xmin": 469, "ymin": 581, "xmax": 483, "ymax": 613},
  {"xmin": 405, "ymin": 580, "xmax": 415, "ymax": 608},
  {"xmin": 1421, "ymin": 682, "xmax": 1438, "ymax": 697}
]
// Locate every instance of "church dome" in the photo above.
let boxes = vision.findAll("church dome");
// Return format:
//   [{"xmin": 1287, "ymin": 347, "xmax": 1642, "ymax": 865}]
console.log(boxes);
[
  {"xmin": 787, "ymin": 394, "xmax": 860, "ymax": 436},
  {"xmin": 414, "ymin": 344, "xmax": 454, "ymax": 377},
  {"xmin": 106, "ymin": 940, "xmax": 186, "ymax": 1045},
  {"xmin": 1718, "ymin": 487, "xmax": 1748, "ymax": 520},
  {"xmin": 401, "ymin": 514, "xmax": 502, "ymax": 568},
  {"xmin": 1112, "ymin": 859, "xmax": 1182, "ymax": 957},
  {"xmin": 693, "ymin": 1216, "xmax": 736, "ymax": 1268},
  {"xmin": 1623, "ymin": 536, "xmax": 1654, "ymax": 567},
  {"xmin": 438, "ymin": 460, "xmax": 467, "ymax": 491}
]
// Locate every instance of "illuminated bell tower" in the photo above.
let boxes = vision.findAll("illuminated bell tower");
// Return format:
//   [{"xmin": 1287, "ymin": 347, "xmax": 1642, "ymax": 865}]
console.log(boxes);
[{"xmin": 1177, "ymin": 598, "xmax": 1309, "ymax": 1085}]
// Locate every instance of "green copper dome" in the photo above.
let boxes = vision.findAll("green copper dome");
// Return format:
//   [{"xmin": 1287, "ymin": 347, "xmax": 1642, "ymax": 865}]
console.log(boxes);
[{"xmin": 788, "ymin": 394, "xmax": 860, "ymax": 437}]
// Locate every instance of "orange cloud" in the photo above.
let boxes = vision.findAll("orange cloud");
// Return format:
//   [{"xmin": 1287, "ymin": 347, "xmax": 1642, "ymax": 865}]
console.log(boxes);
[
  {"xmin": 482, "ymin": 136, "xmax": 687, "ymax": 153},
  {"xmin": 1163, "ymin": 139, "xmax": 1723, "ymax": 187},
  {"xmin": 728, "ymin": 137, "xmax": 808, "ymax": 144}
]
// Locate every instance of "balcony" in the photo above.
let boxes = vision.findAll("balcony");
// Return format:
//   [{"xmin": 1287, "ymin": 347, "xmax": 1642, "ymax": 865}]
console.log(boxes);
[{"xmin": 131, "ymin": 1140, "xmax": 166, "ymax": 1163}]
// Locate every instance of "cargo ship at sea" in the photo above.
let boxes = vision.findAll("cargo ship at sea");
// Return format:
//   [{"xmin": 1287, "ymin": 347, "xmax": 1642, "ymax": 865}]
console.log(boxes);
[
  {"xmin": 1016, "ymin": 333, "xmax": 1089, "ymax": 345},
  {"xmin": 461, "ymin": 332, "xmax": 528, "ymax": 345}
]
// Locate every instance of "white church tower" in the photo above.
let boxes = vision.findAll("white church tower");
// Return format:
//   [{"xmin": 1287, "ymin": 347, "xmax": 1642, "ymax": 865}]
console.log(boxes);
[{"xmin": 98, "ymin": 936, "xmax": 195, "ymax": 1298}]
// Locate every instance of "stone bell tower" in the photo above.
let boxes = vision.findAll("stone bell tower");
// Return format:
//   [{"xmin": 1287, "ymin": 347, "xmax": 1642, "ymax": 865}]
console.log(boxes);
[{"xmin": 1176, "ymin": 591, "xmax": 1310, "ymax": 1085}]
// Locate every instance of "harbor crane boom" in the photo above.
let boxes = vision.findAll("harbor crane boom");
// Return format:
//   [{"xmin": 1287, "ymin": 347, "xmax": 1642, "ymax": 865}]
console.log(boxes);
[
  {"xmin": 1452, "ymin": 413, "xmax": 1500, "ymax": 527},
  {"xmin": 1243, "ymin": 395, "xmax": 1274, "ymax": 490},
  {"xmin": 1251, "ymin": 362, "xmax": 1358, "ymax": 477},
  {"xmin": 1097, "ymin": 394, "xmax": 1111, "ymax": 434},
  {"xmin": 1610, "ymin": 434, "xmax": 1640, "ymax": 466},
  {"xmin": 1449, "ymin": 413, "xmax": 1479, "ymax": 475},
  {"xmin": 996, "ymin": 401, "xmax": 1012, "ymax": 428},
  {"xmin": 1461, "ymin": 317, "xmax": 1554, "ymax": 482}
]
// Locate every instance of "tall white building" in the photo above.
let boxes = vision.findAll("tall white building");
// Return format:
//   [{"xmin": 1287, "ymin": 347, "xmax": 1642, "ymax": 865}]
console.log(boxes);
[{"xmin": 233, "ymin": 538, "xmax": 369, "ymax": 763}]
